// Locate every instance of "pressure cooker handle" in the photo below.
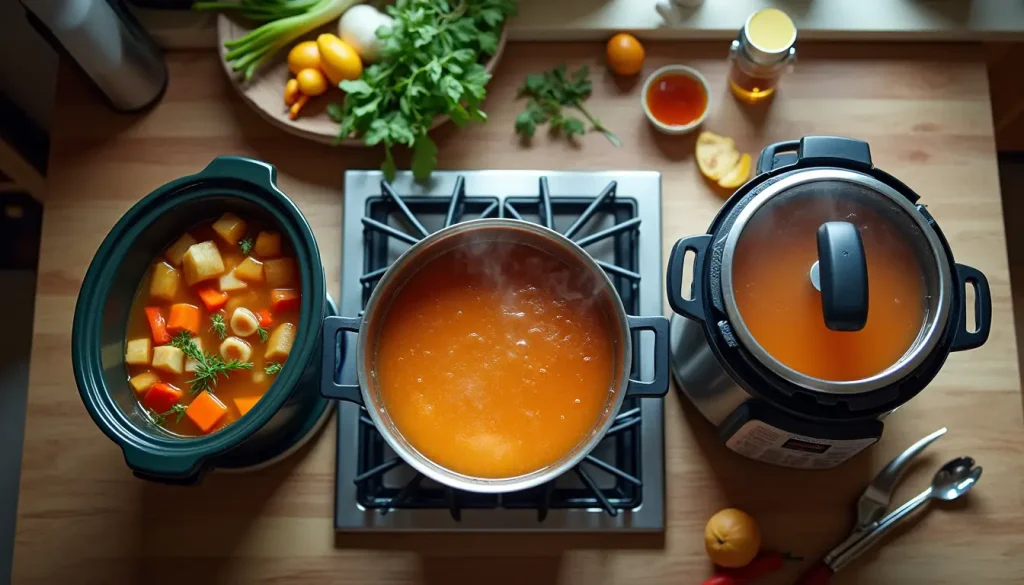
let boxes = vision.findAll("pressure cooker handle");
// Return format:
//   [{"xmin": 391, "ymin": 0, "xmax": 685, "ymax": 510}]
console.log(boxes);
[
  {"xmin": 624, "ymin": 315, "xmax": 670, "ymax": 398},
  {"xmin": 666, "ymin": 234, "xmax": 712, "ymax": 323},
  {"xmin": 320, "ymin": 315, "xmax": 364, "ymax": 404},
  {"xmin": 950, "ymin": 263, "xmax": 992, "ymax": 352},
  {"xmin": 756, "ymin": 136, "xmax": 873, "ymax": 174}
]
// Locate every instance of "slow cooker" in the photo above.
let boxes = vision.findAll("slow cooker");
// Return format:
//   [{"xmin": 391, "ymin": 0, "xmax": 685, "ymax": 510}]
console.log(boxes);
[{"xmin": 667, "ymin": 136, "xmax": 992, "ymax": 469}]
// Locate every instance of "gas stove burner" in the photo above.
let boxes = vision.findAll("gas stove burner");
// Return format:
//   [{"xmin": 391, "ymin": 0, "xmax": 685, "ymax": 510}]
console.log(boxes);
[{"xmin": 337, "ymin": 170, "xmax": 664, "ymax": 532}]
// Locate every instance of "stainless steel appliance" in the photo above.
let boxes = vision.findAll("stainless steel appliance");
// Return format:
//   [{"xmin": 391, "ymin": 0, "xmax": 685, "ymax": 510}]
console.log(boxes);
[
  {"xmin": 23, "ymin": 0, "xmax": 167, "ymax": 112},
  {"xmin": 667, "ymin": 136, "xmax": 992, "ymax": 469},
  {"xmin": 335, "ymin": 170, "xmax": 665, "ymax": 531}
]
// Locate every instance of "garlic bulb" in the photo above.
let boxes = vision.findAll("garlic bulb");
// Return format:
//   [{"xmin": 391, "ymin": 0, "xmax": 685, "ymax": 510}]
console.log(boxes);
[{"xmin": 338, "ymin": 4, "xmax": 393, "ymax": 63}]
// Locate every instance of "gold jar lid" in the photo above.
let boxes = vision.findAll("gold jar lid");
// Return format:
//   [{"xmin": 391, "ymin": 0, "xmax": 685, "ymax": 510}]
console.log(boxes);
[{"xmin": 739, "ymin": 8, "xmax": 797, "ymax": 65}]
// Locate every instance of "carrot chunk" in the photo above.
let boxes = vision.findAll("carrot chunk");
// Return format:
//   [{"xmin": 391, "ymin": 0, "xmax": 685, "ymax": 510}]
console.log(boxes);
[
  {"xmin": 144, "ymin": 307, "xmax": 171, "ymax": 344},
  {"xmin": 142, "ymin": 382, "xmax": 182, "ymax": 413},
  {"xmin": 257, "ymin": 308, "xmax": 273, "ymax": 327},
  {"xmin": 233, "ymin": 395, "xmax": 261, "ymax": 416},
  {"xmin": 270, "ymin": 289, "xmax": 300, "ymax": 313},
  {"xmin": 186, "ymin": 391, "xmax": 228, "ymax": 434},
  {"xmin": 197, "ymin": 286, "xmax": 228, "ymax": 312},
  {"xmin": 167, "ymin": 303, "xmax": 202, "ymax": 336}
]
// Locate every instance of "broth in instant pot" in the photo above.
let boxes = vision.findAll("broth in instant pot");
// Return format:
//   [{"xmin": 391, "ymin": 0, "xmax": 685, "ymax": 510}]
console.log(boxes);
[
  {"xmin": 375, "ymin": 241, "xmax": 615, "ymax": 479},
  {"xmin": 731, "ymin": 196, "xmax": 927, "ymax": 381}
]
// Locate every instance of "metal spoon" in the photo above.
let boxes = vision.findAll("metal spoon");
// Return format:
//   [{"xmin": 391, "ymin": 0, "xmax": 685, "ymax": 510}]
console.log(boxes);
[{"xmin": 829, "ymin": 456, "xmax": 983, "ymax": 571}]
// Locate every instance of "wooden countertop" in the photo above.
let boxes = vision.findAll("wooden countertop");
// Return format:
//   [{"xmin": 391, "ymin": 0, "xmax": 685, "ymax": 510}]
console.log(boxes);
[{"xmin": 14, "ymin": 42, "xmax": 1024, "ymax": 584}]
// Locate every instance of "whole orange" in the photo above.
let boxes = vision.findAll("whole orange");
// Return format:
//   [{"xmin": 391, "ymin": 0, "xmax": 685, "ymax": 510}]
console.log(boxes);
[
  {"xmin": 606, "ymin": 33, "xmax": 645, "ymax": 76},
  {"xmin": 704, "ymin": 508, "xmax": 761, "ymax": 568}
]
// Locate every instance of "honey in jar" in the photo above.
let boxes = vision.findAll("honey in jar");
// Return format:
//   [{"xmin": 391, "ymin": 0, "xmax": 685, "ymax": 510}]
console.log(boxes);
[{"xmin": 728, "ymin": 8, "xmax": 797, "ymax": 104}]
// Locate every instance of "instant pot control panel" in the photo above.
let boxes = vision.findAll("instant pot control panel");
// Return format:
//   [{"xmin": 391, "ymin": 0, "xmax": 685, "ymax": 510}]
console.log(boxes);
[{"xmin": 718, "ymin": 401, "xmax": 882, "ymax": 469}]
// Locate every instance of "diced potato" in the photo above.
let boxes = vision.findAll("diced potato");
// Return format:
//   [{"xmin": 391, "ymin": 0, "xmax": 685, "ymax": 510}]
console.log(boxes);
[
  {"xmin": 129, "ymin": 371, "xmax": 160, "ymax": 396},
  {"xmin": 152, "ymin": 345, "xmax": 185, "ymax": 375},
  {"xmin": 125, "ymin": 338, "xmax": 152, "ymax": 366},
  {"xmin": 219, "ymin": 269, "xmax": 248, "ymax": 292},
  {"xmin": 264, "ymin": 258, "xmax": 297, "ymax": 288},
  {"xmin": 149, "ymin": 262, "xmax": 182, "ymax": 302},
  {"xmin": 184, "ymin": 338, "xmax": 204, "ymax": 373},
  {"xmin": 230, "ymin": 307, "xmax": 260, "ymax": 337},
  {"xmin": 212, "ymin": 212, "xmax": 247, "ymax": 245},
  {"xmin": 220, "ymin": 336, "xmax": 253, "ymax": 363},
  {"xmin": 182, "ymin": 241, "xmax": 226, "ymax": 286},
  {"xmin": 254, "ymin": 231, "xmax": 282, "ymax": 258},
  {"xmin": 225, "ymin": 290, "xmax": 259, "ymax": 314},
  {"xmin": 234, "ymin": 257, "xmax": 265, "ymax": 283},
  {"xmin": 164, "ymin": 233, "xmax": 197, "ymax": 267},
  {"xmin": 265, "ymin": 323, "xmax": 295, "ymax": 362}
]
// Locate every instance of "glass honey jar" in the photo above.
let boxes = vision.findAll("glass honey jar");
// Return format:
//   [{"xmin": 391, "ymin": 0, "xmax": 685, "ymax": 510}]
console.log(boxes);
[{"xmin": 728, "ymin": 8, "xmax": 797, "ymax": 104}]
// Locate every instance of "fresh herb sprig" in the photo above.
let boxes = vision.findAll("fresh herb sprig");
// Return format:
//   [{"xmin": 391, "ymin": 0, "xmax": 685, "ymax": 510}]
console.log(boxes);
[
  {"xmin": 265, "ymin": 362, "xmax": 282, "ymax": 375},
  {"xmin": 329, "ymin": 0, "xmax": 517, "ymax": 180},
  {"xmin": 257, "ymin": 326, "xmax": 269, "ymax": 343},
  {"xmin": 211, "ymin": 314, "xmax": 227, "ymax": 340},
  {"xmin": 239, "ymin": 238, "xmax": 254, "ymax": 255},
  {"xmin": 148, "ymin": 404, "xmax": 188, "ymax": 427},
  {"xmin": 171, "ymin": 332, "xmax": 252, "ymax": 394},
  {"xmin": 514, "ymin": 65, "xmax": 621, "ymax": 147}
]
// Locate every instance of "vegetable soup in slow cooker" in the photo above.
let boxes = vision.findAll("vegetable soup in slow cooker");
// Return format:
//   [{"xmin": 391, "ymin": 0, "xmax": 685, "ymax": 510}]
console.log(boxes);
[
  {"xmin": 124, "ymin": 213, "xmax": 301, "ymax": 436},
  {"xmin": 375, "ymin": 242, "xmax": 615, "ymax": 479}
]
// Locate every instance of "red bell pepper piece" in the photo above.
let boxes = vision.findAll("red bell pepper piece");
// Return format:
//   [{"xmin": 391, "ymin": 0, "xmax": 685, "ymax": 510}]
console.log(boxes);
[
  {"xmin": 270, "ymin": 289, "xmax": 300, "ymax": 313},
  {"xmin": 142, "ymin": 382, "xmax": 182, "ymax": 413},
  {"xmin": 144, "ymin": 307, "xmax": 171, "ymax": 344}
]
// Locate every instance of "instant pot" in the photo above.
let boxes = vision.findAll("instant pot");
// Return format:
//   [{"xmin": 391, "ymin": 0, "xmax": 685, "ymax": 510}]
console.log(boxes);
[{"xmin": 667, "ymin": 136, "xmax": 992, "ymax": 469}]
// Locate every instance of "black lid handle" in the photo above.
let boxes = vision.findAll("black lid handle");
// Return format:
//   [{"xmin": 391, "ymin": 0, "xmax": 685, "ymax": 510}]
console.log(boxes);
[{"xmin": 815, "ymin": 221, "xmax": 869, "ymax": 331}]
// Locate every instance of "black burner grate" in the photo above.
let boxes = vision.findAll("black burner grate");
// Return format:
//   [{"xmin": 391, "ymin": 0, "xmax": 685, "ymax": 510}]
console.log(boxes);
[{"xmin": 352, "ymin": 176, "xmax": 643, "ymax": 520}]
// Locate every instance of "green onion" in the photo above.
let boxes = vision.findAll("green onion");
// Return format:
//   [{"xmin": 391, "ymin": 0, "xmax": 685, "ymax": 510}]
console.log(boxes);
[
  {"xmin": 193, "ymin": 0, "xmax": 324, "ymax": 23},
  {"xmin": 197, "ymin": 0, "xmax": 361, "ymax": 81}
]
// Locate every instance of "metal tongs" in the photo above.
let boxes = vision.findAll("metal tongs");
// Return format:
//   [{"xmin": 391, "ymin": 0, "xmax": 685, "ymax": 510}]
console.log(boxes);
[{"xmin": 795, "ymin": 428, "xmax": 948, "ymax": 584}]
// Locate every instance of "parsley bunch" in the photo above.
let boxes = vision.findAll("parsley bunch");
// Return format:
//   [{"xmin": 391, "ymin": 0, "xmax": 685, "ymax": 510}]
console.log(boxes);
[
  {"xmin": 329, "ymin": 0, "xmax": 516, "ymax": 180},
  {"xmin": 515, "ymin": 65, "xmax": 621, "ymax": 147}
]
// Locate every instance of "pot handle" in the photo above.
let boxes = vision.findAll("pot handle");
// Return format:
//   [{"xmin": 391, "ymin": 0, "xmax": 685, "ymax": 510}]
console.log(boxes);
[
  {"xmin": 666, "ymin": 234, "xmax": 711, "ymax": 323},
  {"xmin": 320, "ymin": 315, "xmax": 364, "ymax": 404},
  {"xmin": 950, "ymin": 263, "xmax": 992, "ymax": 352},
  {"xmin": 624, "ymin": 315, "xmax": 670, "ymax": 398}
]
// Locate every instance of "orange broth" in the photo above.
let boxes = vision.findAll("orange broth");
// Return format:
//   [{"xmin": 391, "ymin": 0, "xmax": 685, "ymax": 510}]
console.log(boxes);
[
  {"xmin": 375, "ymin": 242, "xmax": 616, "ymax": 478},
  {"xmin": 731, "ymin": 199, "xmax": 926, "ymax": 381}
]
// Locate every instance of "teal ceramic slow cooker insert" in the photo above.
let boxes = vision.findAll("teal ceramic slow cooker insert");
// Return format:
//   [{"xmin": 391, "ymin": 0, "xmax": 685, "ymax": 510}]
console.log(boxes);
[{"xmin": 73, "ymin": 156, "xmax": 333, "ymax": 483}]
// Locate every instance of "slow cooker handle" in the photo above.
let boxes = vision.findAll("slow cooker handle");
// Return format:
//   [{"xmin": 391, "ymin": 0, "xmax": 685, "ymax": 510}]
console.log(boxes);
[
  {"xmin": 624, "ymin": 316, "xmax": 670, "ymax": 397},
  {"xmin": 950, "ymin": 263, "xmax": 992, "ymax": 352},
  {"xmin": 198, "ymin": 155, "xmax": 279, "ymax": 187},
  {"xmin": 666, "ymin": 235, "xmax": 711, "ymax": 323},
  {"xmin": 122, "ymin": 445, "xmax": 205, "ymax": 484},
  {"xmin": 320, "ymin": 315, "xmax": 364, "ymax": 404}
]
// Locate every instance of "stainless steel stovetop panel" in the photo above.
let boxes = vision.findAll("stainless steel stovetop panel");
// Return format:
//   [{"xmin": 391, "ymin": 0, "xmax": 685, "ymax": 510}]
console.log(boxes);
[{"xmin": 337, "ymin": 170, "xmax": 663, "ymax": 532}]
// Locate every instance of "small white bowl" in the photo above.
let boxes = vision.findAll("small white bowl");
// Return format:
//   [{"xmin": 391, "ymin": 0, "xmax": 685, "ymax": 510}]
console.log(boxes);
[{"xmin": 641, "ymin": 64, "xmax": 712, "ymax": 135}]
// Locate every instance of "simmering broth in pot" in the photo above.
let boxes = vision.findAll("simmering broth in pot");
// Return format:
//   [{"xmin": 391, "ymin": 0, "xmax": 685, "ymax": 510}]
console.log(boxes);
[{"xmin": 375, "ymin": 242, "xmax": 615, "ymax": 479}]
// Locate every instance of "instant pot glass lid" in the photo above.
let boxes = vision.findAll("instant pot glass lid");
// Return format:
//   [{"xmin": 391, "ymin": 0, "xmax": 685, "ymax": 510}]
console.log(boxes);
[{"xmin": 720, "ymin": 168, "xmax": 953, "ymax": 394}]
